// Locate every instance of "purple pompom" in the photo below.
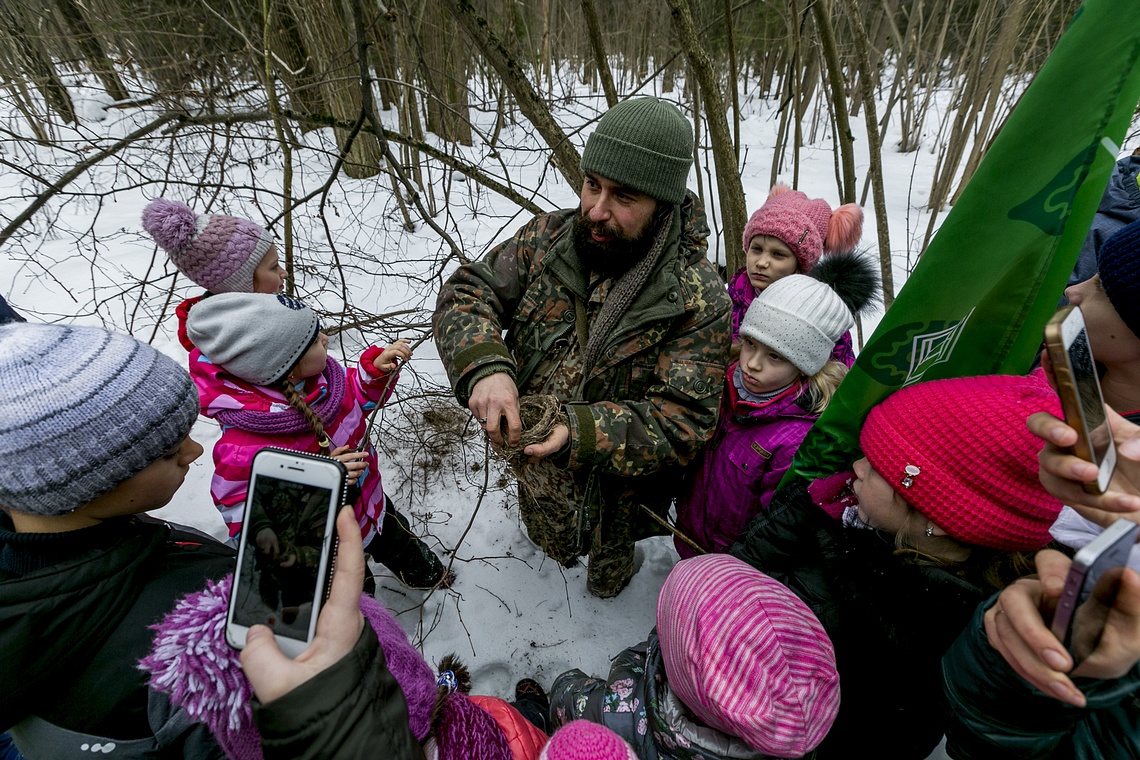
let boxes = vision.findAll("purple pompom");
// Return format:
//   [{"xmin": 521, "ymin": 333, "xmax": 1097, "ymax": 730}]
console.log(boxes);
[{"xmin": 142, "ymin": 198, "xmax": 198, "ymax": 253}]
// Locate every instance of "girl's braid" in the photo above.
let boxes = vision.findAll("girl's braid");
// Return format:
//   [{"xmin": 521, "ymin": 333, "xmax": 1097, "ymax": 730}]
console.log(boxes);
[{"xmin": 278, "ymin": 379, "xmax": 331, "ymax": 453}]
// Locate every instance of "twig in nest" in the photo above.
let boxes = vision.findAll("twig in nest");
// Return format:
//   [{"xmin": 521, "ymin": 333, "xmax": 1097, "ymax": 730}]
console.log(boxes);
[{"xmin": 497, "ymin": 394, "xmax": 562, "ymax": 471}]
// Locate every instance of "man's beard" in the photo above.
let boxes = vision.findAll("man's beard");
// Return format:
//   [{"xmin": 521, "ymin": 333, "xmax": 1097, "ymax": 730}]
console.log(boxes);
[{"xmin": 572, "ymin": 211, "xmax": 662, "ymax": 279}]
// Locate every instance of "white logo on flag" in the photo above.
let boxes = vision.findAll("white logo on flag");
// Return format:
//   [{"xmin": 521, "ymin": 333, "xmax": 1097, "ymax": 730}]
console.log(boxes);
[{"xmin": 902, "ymin": 308, "xmax": 975, "ymax": 386}]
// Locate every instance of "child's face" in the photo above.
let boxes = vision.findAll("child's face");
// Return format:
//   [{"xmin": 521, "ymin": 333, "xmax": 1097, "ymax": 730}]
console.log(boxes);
[
  {"xmin": 1064, "ymin": 274, "xmax": 1140, "ymax": 365},
  {"xmin": 290, "ymin": 331, "xmax": 329, "ymax": 382},
  {"xmin": 83, "ymin": 435, "xmax": 204, "ymax": 519},
  {"xmin": 739, "ymin": 337, "xmax": 801, "ymax": 394},
  {"xmin": 252, "ymin": 245, "xmax": 286, "ymax": 294},
  {"xmin": 852, "ymin": 457, "xmax": 911, "ymax": 534},
  {"xmin": 745, "ymin": 235, "xmax": 798, "ymax": 291}
]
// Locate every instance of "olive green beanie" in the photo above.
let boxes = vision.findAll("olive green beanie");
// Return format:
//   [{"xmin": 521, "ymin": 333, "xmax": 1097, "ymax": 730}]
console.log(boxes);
[{"xmin": 580, "ymin": 97, "xmax": 693, "ymax": 204}]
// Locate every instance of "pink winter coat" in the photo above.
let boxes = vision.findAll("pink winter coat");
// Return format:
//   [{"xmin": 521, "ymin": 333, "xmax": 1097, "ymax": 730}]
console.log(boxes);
[
  {"xmin": 190, "ymin": 345, "xmax": 398, "ymax": 541},
  {"xmin": 674, "ymin": 363, "xmax": 819, "ymax": 558}
]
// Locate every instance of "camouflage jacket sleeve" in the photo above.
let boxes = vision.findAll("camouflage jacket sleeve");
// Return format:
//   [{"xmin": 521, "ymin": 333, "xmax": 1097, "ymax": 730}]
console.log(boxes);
[
  {"xmin": 563, "ymin": 261, "xmax": 731, "ymax": 478},
  {"xmin": 433, "ymin": 213, "xmax": 565, "ymax": 405}
]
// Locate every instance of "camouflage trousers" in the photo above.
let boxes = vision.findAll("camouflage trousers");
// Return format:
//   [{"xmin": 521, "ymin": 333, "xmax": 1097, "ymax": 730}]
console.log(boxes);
[{"xmin": 517, "ymin": 459, "xmax": 665, "ymax": 598}]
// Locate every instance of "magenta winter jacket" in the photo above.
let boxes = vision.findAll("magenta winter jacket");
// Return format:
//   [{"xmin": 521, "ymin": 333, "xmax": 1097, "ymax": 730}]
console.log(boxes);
[
  {"xmin": 190, "ymin": 345, "xmax": 398, "ymax": 542},
  {"xmin": 728, "ymin": 266, "xmax": 856, "ymax": 367},
  {"xmin": 674, "ymin": 365, "xmax": 819, "ymax": 558}
]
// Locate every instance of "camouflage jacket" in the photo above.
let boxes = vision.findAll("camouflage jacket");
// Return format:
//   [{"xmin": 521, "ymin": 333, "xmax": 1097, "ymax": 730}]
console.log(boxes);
[{"xmin": 434, "ymin": 192, "xmax": 731, "ymax": 488}]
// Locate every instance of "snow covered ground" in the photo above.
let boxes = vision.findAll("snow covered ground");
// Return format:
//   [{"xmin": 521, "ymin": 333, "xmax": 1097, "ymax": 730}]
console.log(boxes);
[{"xmin": 2, "ymin": 66, "xmax": 1049, "ymax": 758}]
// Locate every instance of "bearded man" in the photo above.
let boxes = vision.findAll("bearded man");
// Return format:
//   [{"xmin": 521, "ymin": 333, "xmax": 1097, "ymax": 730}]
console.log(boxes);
[{"xmin": 433, "ymin": 97, "xmax": 731, "ymax": 597}]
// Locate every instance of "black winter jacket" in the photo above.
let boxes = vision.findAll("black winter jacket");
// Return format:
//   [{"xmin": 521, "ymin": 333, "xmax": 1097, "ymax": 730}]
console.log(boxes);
[
  {"xmin": 944, "ymin": 598, "xmax": 1140, "ymax": 759},
  {"xmin": 252, "ymin": 620, "xmax": 420, "ymax": 760},
  {"xmin": 0, "ymin": 515, "xmax": 234, "ymax": 758},
  {"xmin": 729, "ymin": 481, "xmax": 989, "ymax": 760}
]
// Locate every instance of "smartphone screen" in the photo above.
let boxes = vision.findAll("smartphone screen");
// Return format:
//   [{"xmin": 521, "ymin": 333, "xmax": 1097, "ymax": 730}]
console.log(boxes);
[
  {"xmin": 1067, "ymin": 327, "xmax": 1112, "ymax": 468},
  {"xmin": 230, "ymin": 474, "xmax": 334, "ymax": 642}
]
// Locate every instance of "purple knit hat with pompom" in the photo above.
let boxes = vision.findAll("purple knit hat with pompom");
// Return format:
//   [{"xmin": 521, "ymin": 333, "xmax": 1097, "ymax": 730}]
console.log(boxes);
[
  {"xmin": 435, "ymin": 692, "xmax": 513, "ymax": 760},
  {"xmin": 142, "ymin": 198, "xmax": 274, "ymax": 293}
]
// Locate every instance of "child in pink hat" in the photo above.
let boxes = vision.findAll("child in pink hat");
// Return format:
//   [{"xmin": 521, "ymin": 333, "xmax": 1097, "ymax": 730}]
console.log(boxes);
[
  {"xmin": 142, "ymin": 198, "xmax": 286, "ymax": 352},
  {"xmin": 729, "ymin": 185, "xmax": 864, "ymax": 365},
  {"xmin": 539, "ymin": 721, "xmax": 635, "ymax": 760},
  {"xmin": 729, "ymin": 372, "xmax": 1065, "ymax": 759},
  {"xmin": 544, "ymin": 554, "xmax": 840, "ymax": 759}
]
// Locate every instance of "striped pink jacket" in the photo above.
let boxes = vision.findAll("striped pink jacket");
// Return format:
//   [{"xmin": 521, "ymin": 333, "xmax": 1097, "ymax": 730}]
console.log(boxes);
[{"xmin": 190, "ymin": 345, "xmax": 398, "ymax": 542}]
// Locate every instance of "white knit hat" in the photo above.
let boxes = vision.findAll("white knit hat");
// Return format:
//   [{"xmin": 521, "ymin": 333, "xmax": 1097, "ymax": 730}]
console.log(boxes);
[{"xmin": 738, "ymin": 274, "xmax": 853, "ymax": 376}]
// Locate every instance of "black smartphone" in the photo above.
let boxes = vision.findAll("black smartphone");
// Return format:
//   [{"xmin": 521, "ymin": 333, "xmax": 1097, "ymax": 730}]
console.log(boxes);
[
  {"xmin": 1050, "ymin": 518, "xmax": 1140, "ymax": 658},
  {"xmin": 225, "ymin": 448, "xmax": 346, "ymax": 658}
]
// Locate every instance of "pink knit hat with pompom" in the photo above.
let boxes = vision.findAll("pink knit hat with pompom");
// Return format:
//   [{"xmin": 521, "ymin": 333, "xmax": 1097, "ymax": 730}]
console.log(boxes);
[
  {"xmin": 742, "ymin": 185, "xmax": 863, "ymax": 272},
  {"xmin": 859, "ymin": 372, "xmax": 1064, "ymax": 551},
  {"xmin": 142, "ymin": 198, "xmax": 274, "ymax": 293},
  {"xmin": 539, "ymin": 720, "xmax": 637, "ymax": 760},
  {"xmin": 657, "ymin": 554, "xmax": 840, "ymax": 758}
]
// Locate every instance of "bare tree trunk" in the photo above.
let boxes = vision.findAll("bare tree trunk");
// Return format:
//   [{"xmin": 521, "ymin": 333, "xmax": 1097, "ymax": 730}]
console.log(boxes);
[
  {"xmin": 840, "ymin": 0, "xmax": 894, "ymax": 306},
  {"xmin": 262, "ymin": 0, "xmax": 296, "ymax": 294},
  {"xmin": 285, "ymin": 0, "xmax": 381, "ymax": 177},
  {"xmin": 950, "ymin": 0, "xmax": 1029, "ymax": 204},
  {"xmin": 439, "ymin": 0, "xmax": 582, "ymax": 191},
  {"xmin": 665, "ymin": 0, "xmax": 747, "ymax": 275},
  {"xmin": 580, "ymin": 0, "xmax": 617, "ymax": 107},
  {"xmin": 53, "ymin": 0, "xmax": 129, "ymax": 101},
  {"xmin": 0, "ymin": 6, "xmax": 75, "ymax": 123},
  {"xmin": 722, "ymin": 0, "xmax": 739, "ymax": 158},
  {"xmin": 813, "ymin": 0, "xmax": 856, "ymax": 203}
]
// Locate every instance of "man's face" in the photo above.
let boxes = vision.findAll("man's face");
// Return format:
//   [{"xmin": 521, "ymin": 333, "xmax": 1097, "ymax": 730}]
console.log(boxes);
[{"xmin": 574, "ymin": 173, "xmax": 660, "ymax": 277}]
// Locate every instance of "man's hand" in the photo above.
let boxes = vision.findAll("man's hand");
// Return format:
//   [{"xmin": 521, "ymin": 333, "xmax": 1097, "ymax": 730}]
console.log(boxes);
[
  {"xmin": 523, "ymin": 424, "xmax": 569, "ymax": 463},
  {"xmin": 255, "ymin": 527, "xmax": 280, "ymax": 560},
  {"xmin": 985, "ymin": 548, "xmax": 1140, "ymax": 707},
  {"xmin": 1028, "ymin": 409, "xmax": 1140, "ymax": 520},
  {"xmin": 469, "ymin": 372, "xmax": 522, "ymax": 447},
  {"xmin": 240, "ymin": 507, "xmax": 365, "ymax": 704}
]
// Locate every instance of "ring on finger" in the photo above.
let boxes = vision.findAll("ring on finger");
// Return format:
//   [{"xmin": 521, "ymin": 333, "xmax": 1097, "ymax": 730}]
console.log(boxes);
[{"xmin": 478, "ymin": 416, "xmax": 488, "ymax": 424}]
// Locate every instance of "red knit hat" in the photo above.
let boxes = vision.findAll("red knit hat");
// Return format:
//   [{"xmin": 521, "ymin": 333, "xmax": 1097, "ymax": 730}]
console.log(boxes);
[
  {"xmin": 859, "ymin": 373, "xmax": 1063, "ymax": 551},
  {"xmin": 742, "ymin": 185, "xmax": 863, "ymax": 273}
]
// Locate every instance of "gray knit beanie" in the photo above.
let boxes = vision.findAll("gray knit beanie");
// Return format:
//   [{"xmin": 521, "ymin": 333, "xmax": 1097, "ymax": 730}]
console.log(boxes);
[
  {"xmin": 739, "ymin": 275, "xmax": 854, "ymax": 376},
  {"xmin": 186, "ymin": 292, "xmax": 320, "ymax": 386},
  {"xmin": 580, "ymin": 97, "xmax": 693, "ymax": 204},
  {"xmin": 0, "ymin": 323, "xmax": 200, "ymax": 516}
]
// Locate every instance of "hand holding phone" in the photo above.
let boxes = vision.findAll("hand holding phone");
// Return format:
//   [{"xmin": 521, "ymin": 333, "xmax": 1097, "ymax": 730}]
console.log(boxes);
[
  {"xmin": 1049, "ymin": 518, "xmax": 1140, "ymax": 663},
  {"xmin": 1043, "ymin": 305, "xmax": 1117, "ymax": 494},
  {"xmin": 240, "ymin": 506, "xmax": 366, "ymax": 702},
  {"xmin": 987, "ymin": 545, "xmax": 1140, "ymax": 708},
  {"xmin": 226, "ymin": 448, "xmax": 347, "ymax": 658}
]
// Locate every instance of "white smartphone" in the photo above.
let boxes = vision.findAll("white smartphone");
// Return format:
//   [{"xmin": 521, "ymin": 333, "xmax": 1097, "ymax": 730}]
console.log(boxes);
[
  {"xmin": 1043, "ymin": 305, "xmax": 1117, "ymax": 494},
  {"xmin": 225, "ymin": 448, "xmax": 346, "ymax": 658},
  {"xmin": 1050, "ymin": 517, "xmax": 1140, "ymax": 655}
]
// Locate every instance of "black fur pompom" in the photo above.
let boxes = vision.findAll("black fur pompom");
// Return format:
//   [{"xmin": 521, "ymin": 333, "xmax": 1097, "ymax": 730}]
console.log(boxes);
[{"xmin": 810, "ymin": 249, "xmax": 881, "ymax": 316}]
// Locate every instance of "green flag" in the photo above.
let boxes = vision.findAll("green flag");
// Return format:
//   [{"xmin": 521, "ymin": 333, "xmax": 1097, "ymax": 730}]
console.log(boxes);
[{"xmin": 789, "ymin": 0, "xmax": 1140, "ymax": 482}]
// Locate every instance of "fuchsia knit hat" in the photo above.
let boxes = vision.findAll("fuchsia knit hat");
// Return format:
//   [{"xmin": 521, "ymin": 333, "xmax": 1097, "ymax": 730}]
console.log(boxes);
[
  {"xmin": 142, "ymin": 198, "xmax": 274, "ymax": 293},
  {"xmin": 539, "ymin": 720, "xmax": 636, "ymax": 760},
  {"xmin": 656, "ymin": 554, "xmax": 840, "ymax": 758},
  {"xmin": 742, "ymin": 185, "xmax": 863, "ymax": 272},
  {"xmin": 859, "ymin": 373, "xmax": 1064, "ymax": 551}
]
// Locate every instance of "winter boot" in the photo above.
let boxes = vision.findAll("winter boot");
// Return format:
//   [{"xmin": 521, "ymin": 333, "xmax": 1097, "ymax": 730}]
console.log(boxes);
[
  {"xmin": 512, "ymin": 679, "xmax": 550, "ymax": 734},
  {"xmin": 366, "ymin": 503, "xmax": 455, "ymax": 589}
]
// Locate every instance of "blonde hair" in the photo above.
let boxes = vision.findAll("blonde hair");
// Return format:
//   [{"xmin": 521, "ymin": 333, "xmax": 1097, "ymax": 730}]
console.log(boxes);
[
  {"xmin": 891, "ymin": 505, "xmax": 1038, "ymax": 592},
  {"xmin": 278, "ymin": 379, "xmax": 332, "ymax": 454},
  {"xmin": 803, "ymin": 360, "xmax": 848, "ymax": 414}
]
